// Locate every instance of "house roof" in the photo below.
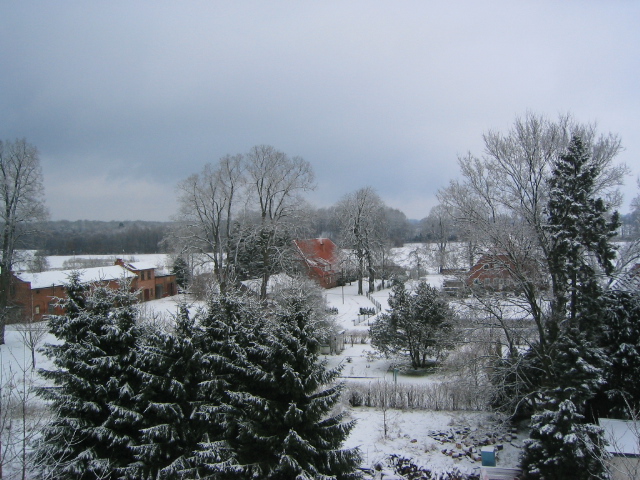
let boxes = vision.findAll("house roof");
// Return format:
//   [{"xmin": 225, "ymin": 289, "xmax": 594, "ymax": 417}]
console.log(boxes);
[
  {"xmin": 117, "ymin": 260, "xmax": 157, "ymax": 271},
  {"xmin": 16, "ymin": 266, "xmax": 135, "ymax": 289},
  {"xmin": 294, "ymin": 238, "xmax": 339, "ymax": 269},
  {"xmin": 116, "ymin": 259, "xmax": 171, "ymax": 276}
]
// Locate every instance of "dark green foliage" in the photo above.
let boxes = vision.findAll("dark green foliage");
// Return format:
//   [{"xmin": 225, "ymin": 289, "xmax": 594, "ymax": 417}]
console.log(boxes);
[
  {"xmin": 521, "ymin": 400, "xmax": 609, "ymax": 480},
  {"xmin": 34, "ymin": 276, "xmax": 359, "ymax": 479},
  {"xmin": 545, "ymin": 134, "xmax": 619, "ymax": 337},
  {"xmin": 548, "ymin": 329, "xmax": 609, "ymax": 411},
  {"xmin": 171, "ymin": 255, "xmax": 190, "ymax": 288},
  {"xmin": 198, "ymin": 288, "xmax": 362, "ymax": 479},
  {"xmin": 490, "ymin": 330, "xmax": 608, "ymax": 420},
  {"xmin": 595, "ymin": 290, "xmax": 640, "ymax": 417},
  {"xmin": 127, "ymin": 305, "xmax": 214, "ymax": 479},
  {"xmin": 516, "ymin": 135, "xmax": 620, "ymax": 477},
  {"xmin": 34, "ymin": 273, "xmax": 142, "ymax": 479},
  {"xmin": 371, "ymin": 280, "xmax": 455, "ymax": 369}
]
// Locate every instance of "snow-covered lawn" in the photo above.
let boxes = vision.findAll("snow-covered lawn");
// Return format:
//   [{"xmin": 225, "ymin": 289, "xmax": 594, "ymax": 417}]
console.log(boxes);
[{"xmin": 344, "ymin": 408, "xmax": 522, "ymax": 477}]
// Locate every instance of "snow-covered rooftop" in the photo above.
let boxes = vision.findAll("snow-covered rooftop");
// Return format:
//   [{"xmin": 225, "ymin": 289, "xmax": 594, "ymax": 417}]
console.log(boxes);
[
  {"xmin": 16, "ymin": 266, "xmax": 135, "ymax": 289},
  {"xmin": 119, "ymin": 261, "xmax": 158, "ymax": 271},
  {"xmin": 600, "ymin": 418, "xmax": 640, "ymax": 457}
]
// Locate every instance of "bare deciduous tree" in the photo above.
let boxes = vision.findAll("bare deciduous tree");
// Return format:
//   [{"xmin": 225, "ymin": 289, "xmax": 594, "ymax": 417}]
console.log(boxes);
[
  {"xmin": 0, "ymin": 139, "xmax": 48, "ymax": 345},
  {"xmin": 422, "ymin": 204, "xmax": 454, "ymax": 272},
  {"xmin": 172, "ymin": 154, "xmax": 244, "ymax": 290},
  {"xmin": 244, "ymin": 145, "xmax": 315, "ymax": 299},
  {"xmin": 439, "ymin": 113, "xmax": 626, "ymax": 353},
  {"xmin": 335, "ymin": 187, "xmax": 388, "ymax": 295}
]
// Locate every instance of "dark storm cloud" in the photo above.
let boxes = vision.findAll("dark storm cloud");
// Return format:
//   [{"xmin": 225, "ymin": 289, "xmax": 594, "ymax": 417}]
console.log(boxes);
[{"xmin": 1, "ymin": 1, "xmax": 638, "ymax": 221}]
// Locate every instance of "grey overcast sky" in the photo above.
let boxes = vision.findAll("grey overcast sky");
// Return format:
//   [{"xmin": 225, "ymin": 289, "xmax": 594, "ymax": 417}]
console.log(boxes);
[{"xmin": 1, "ymin": 1, "xmax": 638, "ymax": 221}]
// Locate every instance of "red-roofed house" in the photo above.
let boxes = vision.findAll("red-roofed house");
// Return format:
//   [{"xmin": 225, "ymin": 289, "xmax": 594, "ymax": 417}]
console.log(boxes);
[
  {"xmin": 294, "ymin": 238, "xmax": 341, "ymax": 289},
  {"xmin": 115, "ymin": 259, "xmax": 177, "ymax": 302},
  {"xmin": 467, "ymin": 253, "xmax": 518, "ymax": 291}
]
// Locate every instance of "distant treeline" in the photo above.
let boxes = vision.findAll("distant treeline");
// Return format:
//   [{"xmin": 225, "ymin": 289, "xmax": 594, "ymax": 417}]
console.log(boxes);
[
  {"xmin": 19, "ymin": 212, "xmax": 635, "ymax": 256},
  {"xmin": 23, "ymin": 220, "xmax": 171, "ymax": 255}
]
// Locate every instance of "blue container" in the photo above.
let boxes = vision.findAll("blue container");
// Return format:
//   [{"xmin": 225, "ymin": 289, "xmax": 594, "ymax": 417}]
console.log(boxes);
[{"xmin": 481, "ymin": 446, "xmax": 496, "ymax": 467}]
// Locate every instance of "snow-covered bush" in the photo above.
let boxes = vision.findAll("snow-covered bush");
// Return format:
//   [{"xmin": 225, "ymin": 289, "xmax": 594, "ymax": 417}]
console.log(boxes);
[{"xmin": 521, "ymin": 399, "xmax": 609, "ymax": 480}]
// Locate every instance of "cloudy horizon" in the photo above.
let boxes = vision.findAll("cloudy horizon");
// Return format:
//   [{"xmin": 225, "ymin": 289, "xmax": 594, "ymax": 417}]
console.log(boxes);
[{"xmin": 1, "ymin": 1, "xmax": 638, "ymax": 221}]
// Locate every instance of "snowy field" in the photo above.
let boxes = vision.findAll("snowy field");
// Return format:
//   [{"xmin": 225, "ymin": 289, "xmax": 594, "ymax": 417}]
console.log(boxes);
[{"xmin": 0, "ymin": 247, "xmax": 524, "ymax": 477}]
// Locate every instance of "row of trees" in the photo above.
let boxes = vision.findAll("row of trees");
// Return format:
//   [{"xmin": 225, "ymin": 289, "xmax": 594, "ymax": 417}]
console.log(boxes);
[
  {"xmin": 169, "ymin": 146, "xmax": 412, "ymax": 299},
  {"xmin": 34, "ymin": 274, "xmax": 360, "ymax": 479},
  {"xmin": 22, "ymin": 220, "xmax": 170, "ymax": 255},
  {"xmin": 169, "ymin": 145, "xmax": 315, "ymax": 298}
]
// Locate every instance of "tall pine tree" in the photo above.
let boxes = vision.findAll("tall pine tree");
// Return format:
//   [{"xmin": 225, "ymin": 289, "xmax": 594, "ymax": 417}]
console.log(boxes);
[
  {"xmin": 198, "ymin": 288, "xmax": 362, "ymax": 479},
  {"xmin": 34, "ymin": 273, "xmax": 142, "ymax": 479},
  {"xmin": 126, "ymin": 303, "xmax": 215, "ymax": 479},
  {"xmin": 545, "ymin": 134, "xmax": 619, "ymax": 338},
  {"xmin": 522, "ymin": 135, "xmax": 620, "ymax": 477}
]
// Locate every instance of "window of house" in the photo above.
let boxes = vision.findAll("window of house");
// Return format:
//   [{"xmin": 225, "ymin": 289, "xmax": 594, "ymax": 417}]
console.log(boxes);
[
  {"xmin": 48, "ymin": 303, "xmax": 55, "ymax": 314},
  {"xmin": 34, "ymin": 305, "xmax": 40, "ymax": 315}
]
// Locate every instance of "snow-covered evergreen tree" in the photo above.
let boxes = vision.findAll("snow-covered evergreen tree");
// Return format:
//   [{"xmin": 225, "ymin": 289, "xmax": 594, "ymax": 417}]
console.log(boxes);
[
  {"xmin": 126, "ymin": 303, "xmax": 215, "ymax": 479},
  {"xmin": 521, "ymin": 400, "xmax": 609, "ymax": 480},
  {"xmin": 33, "ymin": 273, "xmax": 142, "ymax": 479},
  {"xmin": 371, "ymin": 280, "xmax": 455, "ymax": 369},
  {"xmin": 198, "ymin": 288, "xmax": 361, "ymax": 479},
  {"xmin": 545, "ymin": 134, "xmax": 619, "ymax": 338},
  {"xmin": 597, "ymin": 290, "xmax": 640, "ymax": 417},
  {"xmin": 547, "ymin": 328, "xmax": 609, "ymax": 412}
]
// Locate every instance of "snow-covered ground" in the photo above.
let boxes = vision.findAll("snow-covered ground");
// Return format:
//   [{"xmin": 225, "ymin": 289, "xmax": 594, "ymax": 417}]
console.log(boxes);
[{"xmin": 316, "ymin": 278, "xmax": 521, "ymax": 475}]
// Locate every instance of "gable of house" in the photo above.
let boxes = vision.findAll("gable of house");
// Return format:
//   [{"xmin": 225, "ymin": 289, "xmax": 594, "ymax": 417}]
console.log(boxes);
[
  {"xmin": 467, "ymin": 253, "xmax": 517, "ymax": 291},
  {"xmin": 294, "ymin": 238, "xmax": 340, "ymax": 288}
]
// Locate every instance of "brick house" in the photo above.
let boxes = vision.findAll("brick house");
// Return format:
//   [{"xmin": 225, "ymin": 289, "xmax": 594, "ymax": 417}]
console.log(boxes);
[
  {"xmin": 11, "ymin": 260, "xmax": 177, "ymax": 323},
  {"xmin": 294, "ymin": 238, "xmax": 341, "ymax": 289},
  {"xmin": 467, "ymin": 253, "xmax": 518, "ymax": 292},
  {"xmin": 114, "ymin": 259, "xmax": 177, "ymax": 302}
]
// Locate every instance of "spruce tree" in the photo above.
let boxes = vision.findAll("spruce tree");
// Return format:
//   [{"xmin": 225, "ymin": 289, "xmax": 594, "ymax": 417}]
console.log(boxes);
[
  {"xmin": 521, "ymin": 400, "xmax": 609, "ymax": 480},
  {"xmin": 126, "ymin": 304, "xmax": 214, "ymax": 479},
  {"xmin": 545, "ymin": 134, "xmax": 619, "ymax": 338},
  {"xmin": 547, "ymin": 328, "xmax": 609, "ymax": 411},
  {"xmin": 200, "ymin": 288, "xmax": 362, "ymax": 479},
  {"xmin": 34, "ymin": 273, "xmax": 142, "ymax": 479},
  {"xmin": 371, "ymin": 280, "xmax": 455, "ymax": 369},
  {"xmin": 520, "ymin": 135, "xmax": 620, "ymax": 477},
  {"xmin": 597, "ymin": 290, "xmax": 640, "ymax": 417},
  {"xmin": 171, "ymin": 255, "xmax": 190, "ymax": 289}
]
